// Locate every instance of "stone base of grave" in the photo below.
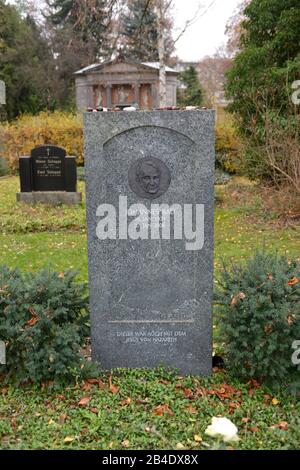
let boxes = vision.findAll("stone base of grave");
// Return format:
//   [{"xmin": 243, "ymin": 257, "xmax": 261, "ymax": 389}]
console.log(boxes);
[{"xmin": 17, "ymin": 191, "xmax": 82, "ymax": 205}]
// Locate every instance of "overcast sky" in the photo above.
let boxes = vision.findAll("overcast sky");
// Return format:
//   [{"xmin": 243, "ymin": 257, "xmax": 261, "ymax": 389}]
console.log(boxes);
[
  {"xmin": 7, "ymin": 0, "xmax": 242, "ymax": 61},
  {"xmin": 173, "ymin": 0, "xmax": 241, "ymax": 60}
]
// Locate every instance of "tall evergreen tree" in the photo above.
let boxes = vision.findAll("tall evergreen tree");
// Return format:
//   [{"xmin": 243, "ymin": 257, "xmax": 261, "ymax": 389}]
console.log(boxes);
[
  {"xmin": 44, "ymin": 0, "xmax": 118, "ymax": 109},
  {"xmin": 177, "ymin": 66, "xmax": 204, "ymax": 107},
  {"xmin": 225, "ymin": 0, "xmax": 300, "ymax": 183},
  {"xmin": 0, "ymin": 0, "xmax": 54, "ymax": 119},
  {"xmin": 45, "ymin": 0, "xmax": 117, "ymax": 61},
  {"xmin": 120, "ymin": 0, "xmax": 174, "ymax": 62}
]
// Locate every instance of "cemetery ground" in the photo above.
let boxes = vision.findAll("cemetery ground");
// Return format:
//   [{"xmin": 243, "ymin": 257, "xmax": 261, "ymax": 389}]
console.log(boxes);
[{"xmin": 0, "ymin": 175, "xmax": 300, "ymax": 450}]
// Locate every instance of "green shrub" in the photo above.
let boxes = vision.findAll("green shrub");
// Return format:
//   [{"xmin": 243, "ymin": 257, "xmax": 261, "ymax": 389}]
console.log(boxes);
[
  {"xmin": 1, "ymin": 111, "xmax": 83, "ymax": 170},
  {"xmin": 77, "ymin": 166, "xmax": 85, "ymax": 182},
  {"xmin": 215, "ymin": 124, "xmax": 241, "ymax": 174},
  {"xmin": 0, "ymin": 266, "xmax": 92, "ymax": 385},
  {"xmin": 215, "ymin": 252, "xmax": 300, "ymax": 388}
]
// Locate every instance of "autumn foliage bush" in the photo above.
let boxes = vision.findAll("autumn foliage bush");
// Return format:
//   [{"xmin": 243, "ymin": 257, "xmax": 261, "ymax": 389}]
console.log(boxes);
[
  {"xmin": 215, "ymin": 108, "xmax": 241, "ymax": 174},
  {"xmin": 1, "ymin": 111, "xmax": 83, "ymax": 170},
  {"xmin": 215, "ymin": 252, "xmax": 300, "ymax": 388},
  {"xmin": 0, "ymin": 266, "xmax": 92, "ymax": 384}
]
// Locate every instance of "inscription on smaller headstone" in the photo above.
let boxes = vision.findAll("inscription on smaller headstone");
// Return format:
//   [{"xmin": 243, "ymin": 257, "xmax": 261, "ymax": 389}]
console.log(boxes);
[
  {"xmin": 17, "ymin": 145, "xmax": 82, "ymax": 205},
  {"xmin": 31, "ymin": 146, "xmax": 66, "ymax": 191}
]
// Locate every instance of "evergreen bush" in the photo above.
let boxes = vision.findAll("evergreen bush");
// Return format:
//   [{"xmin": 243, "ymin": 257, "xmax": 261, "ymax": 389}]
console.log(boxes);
[
  {"xmin": 215, "ymin": 252, "xmax": 300, "ymax": 388},
  {"xmin": 0, "ymin": 266, "xmax": 92, "ymax": 384}
]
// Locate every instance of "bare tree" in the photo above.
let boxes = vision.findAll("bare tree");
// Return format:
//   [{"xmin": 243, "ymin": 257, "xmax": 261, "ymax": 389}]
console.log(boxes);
[
  {"xmin": 153, "ymin": 0, "xmax": 212, "ymax": 107},
  {"xmin": 225, "ymin": 0, "xmax": 250, "ymax": 57},
  {"xmin": 155, "ymin": 0, "xmax": 168, "ymax": 106}
]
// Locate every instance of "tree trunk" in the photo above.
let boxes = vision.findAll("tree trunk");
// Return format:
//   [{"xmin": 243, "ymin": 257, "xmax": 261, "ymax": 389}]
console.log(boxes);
[{"xmin": 156, "ymin": 0, "xmax": 167, "ymax": 107}]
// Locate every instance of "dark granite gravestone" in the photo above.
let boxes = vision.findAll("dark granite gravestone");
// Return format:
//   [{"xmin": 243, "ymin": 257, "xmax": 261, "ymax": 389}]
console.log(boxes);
[
  {"xmin": 17, "ymin": 145, "xmax": 82, "ymax": 204},
  {"xmin": 84, "ymin": 110, "xmax": 215, "ymax": 375}
]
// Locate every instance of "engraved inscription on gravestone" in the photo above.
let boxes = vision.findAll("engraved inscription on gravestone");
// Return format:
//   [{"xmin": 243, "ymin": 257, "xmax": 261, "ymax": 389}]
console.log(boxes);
[{"xmin": 31, "ymin": 146, "xmax": 65, "ymax": 191}]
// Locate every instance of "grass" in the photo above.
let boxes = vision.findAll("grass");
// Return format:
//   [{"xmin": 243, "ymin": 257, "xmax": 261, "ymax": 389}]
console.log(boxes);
[
  {"xmin": 0, "ymin": 175, "xmax": 300, "ymax": 450},
  {"xmin": 1, "ymin": 369, "xmax": 299, "ymax": 450}
]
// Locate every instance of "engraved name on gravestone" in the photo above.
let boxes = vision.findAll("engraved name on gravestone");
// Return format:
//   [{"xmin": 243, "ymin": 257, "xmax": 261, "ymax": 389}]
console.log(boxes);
[
  {"xmin": 31, "ymin": 145, "xmax": 66, "ymax": 191},
  {"xmin": 84, "ymin": 110, "xmax": 215, "ymax": 375}
]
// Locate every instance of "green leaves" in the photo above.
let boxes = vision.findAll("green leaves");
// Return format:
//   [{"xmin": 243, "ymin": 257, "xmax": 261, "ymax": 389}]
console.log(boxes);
[
  {"xmin": 225, "ymin": 0, "xmax": 300, "ymax": 185},
  {"xmin": 177, "ymin": 67, "xmax": 204, "ymax": 107},
  {"xmin": 215, "ymin": 251, "xmax": 300, "ymax": 388},
  {"xmin": 0, "ymin": 266, "xmax": 91, "ymax": 385}
]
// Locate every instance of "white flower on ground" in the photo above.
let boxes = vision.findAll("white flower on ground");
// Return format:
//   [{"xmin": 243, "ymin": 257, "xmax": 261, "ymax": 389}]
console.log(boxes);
[{"xmin": 205, "ymin": 417, "xmax": 239, "ymax": 442}]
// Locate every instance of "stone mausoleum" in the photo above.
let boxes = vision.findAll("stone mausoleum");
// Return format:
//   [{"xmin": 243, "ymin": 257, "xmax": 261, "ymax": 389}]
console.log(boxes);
[{"xmin": 74, "ymin": 59, "xmax": 178, "ymax": 111}]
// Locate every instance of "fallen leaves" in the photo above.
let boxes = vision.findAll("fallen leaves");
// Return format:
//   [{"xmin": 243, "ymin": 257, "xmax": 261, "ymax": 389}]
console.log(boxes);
[
  {"xmin": 287, "ymin": 277, "xmax": 299, "ymax": 286},
  {"xmin": 183, "ymin": 388, "xmax": 194, "ymax": 399},
  {"xmin": 109, "ymin": 375, "xmax": 119, "ymax": 394},
  {"xmin": 90, "ymin": 407, "xmax": 99, "ymax": 414},
  {"xmin": 208, "ymin": 383, "xmax": 242, "ymax": 401},
  {"xmin": 119, "ymin": 397, "xmax": 132, "ymax": 407},
  {"xmin": 286, "ymin": 315, "xmax": 296, "ymax": 325},
  {"xmin": 228, "ymin": 402, "xmax": 241, "ymax": 414},
  {"xmin": 58, "ymin": 413, "xmax": 67, "ymax": 424},
  {"xmin": 175, "ymin": 383, "xmax": 206, "ymax": 399},
  {"xmin": 63, "ymin": 436, "xmax": 75, "ymax": 443},
  {"xmin": 249, "ymin": 426, "xmax": 260, "ymax": 433},
  {"xmin": 81, "ymin": 382, "xmax": 92, "ymax": 392},
  {"xmin": 153, "ymin": 404, "xmax": 173, "ymax": 417},
  {"xmin": 56, "ymin": 394, "xmax": 66, "ymax": 401},
  {"xmin": 26, "ymin": 307, "xmax": 39, "ymax": 326},
  {"xmin": 97, "ymin": 380, "xmax": 106, "ymax": 390},
  {"xmin": 81, "ymin": 378, "xmax": 107, "ymax": 392},
  {"xmin": 78, "ymin": 396, "xmax": 91, "ymax": 407},
  {"xmin": 272, "ymin": 398, "xmax": 279, "ymax": 406},
  {"xmin": 263, "ymin": 394, "xmax": 271, "ymax": 405},
  {"xmin": 270, "ymin": 421, "xmax": 289, "ymax": 431},
  {"xmin": 186, "ymin": 405, "xmax": 197, "ymax": 414},
  {"xmin": 264, "ymin": 324, "xmax": 273, "ymax": 335},
  {"xmin": 242, "ymin": 417, "xmax": 250, "ymax": 423},
  {"xmin": 176, "ymin": 442, "xmax": 185, "ymax": 449},
  {"xmin": 158, "ymin": 380, "xmax": 171, "ymax": 385},
  {"xmin": 231, "ymin": 292, "xmax": 246, "ymax": 306}
]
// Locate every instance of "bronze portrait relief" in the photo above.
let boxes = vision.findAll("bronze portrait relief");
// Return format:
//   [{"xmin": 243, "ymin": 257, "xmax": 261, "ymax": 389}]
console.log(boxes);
[{"xmin": 128, "ymin": 157, "xmax": 171, "ymax": 200}]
